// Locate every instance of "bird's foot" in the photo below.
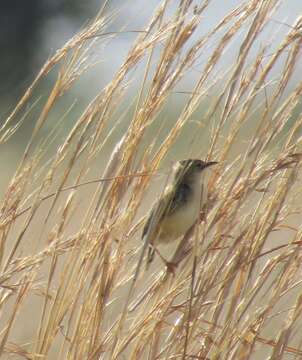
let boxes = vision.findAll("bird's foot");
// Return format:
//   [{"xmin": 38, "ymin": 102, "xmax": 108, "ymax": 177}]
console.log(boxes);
[
  {"xmin": 154, "ymin": 248, "xmax": 177, "ymax": 275},
  {"xmin": 164, "ymin": 260, "xmax": 178, "ymax": 276}
]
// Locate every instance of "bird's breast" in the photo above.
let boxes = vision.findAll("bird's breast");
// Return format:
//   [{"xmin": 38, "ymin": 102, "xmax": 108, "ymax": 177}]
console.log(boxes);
[{"xmin": 157, "ymin": 187, "xmax": 203, "ymax": 244}]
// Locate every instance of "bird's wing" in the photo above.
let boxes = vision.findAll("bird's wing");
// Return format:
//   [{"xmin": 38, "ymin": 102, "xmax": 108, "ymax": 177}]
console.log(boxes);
[
  {"xmin": 142, "ymin": 188, "xmax": 177, "ymax": 268},
  {"xmin": 142, "ymin": 188, "xmax": 175, "ymax": 240}
]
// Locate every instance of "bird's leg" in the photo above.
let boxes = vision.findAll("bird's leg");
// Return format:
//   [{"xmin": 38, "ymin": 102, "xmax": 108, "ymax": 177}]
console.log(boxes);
[
  {"xmin": 153, "ymin": 247, "xmax": 177, "ymax": 275},
  {"xmin": 145, "ymin": 244, "xmax": 177, "ymax": 274},
  {"xmin": 199, "ymin": 210, "xmax": 206, "ymax": 223},
  {"xmin": 146, "ymin": 244, "xmax": 155, "ymax": 264}
]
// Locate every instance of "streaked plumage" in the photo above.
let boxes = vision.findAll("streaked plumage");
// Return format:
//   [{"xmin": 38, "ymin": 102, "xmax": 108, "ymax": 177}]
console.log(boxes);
[{"xmin": 142, "ymin": 159, "xmax": 217, "ymax": 266}]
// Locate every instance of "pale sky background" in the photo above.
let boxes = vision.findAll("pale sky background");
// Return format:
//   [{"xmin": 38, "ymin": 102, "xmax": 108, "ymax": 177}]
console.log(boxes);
[
  {"xmin": 41, "ymin": 0, "xmax": 302, "ymax": 93},
  {"xmin": 1, "ymin": 1, "xmax": 301, "ymax": 103},
  {"xmin": 0, "ymin": 0, "xmax": 301, "ymax": 192}
]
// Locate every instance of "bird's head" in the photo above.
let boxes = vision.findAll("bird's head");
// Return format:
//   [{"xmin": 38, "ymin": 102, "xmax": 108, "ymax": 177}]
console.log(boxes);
[{"xmin": 174, "ymin": 159, "xmax": 217, "ymax": 185}]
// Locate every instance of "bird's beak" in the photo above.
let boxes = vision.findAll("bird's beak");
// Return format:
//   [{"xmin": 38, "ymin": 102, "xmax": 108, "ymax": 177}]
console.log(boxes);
[{"xmin": 204, "ymin": 161, "xmax": 218, "ymax": 168}]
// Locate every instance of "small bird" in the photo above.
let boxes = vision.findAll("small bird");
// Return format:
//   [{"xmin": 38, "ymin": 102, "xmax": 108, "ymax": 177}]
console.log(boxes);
[{"xmin": 142, "ymin": 159, "xmax": 217, "ymax": 268}]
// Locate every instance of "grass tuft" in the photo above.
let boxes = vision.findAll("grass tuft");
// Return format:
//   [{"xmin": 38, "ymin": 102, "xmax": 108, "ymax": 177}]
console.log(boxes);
[{"xmin": 0, "ymin": 1, "xmax": 302, "ymax": 359}]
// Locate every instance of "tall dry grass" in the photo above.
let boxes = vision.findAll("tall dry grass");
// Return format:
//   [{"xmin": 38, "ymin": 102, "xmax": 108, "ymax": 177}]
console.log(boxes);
[{"xmin": 0, "ymin": 1, "xmax": 302, "ymax": 359}]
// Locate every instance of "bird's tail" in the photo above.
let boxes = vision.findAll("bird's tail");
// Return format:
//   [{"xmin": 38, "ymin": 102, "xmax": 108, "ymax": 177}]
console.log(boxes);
[{"xmin": 145, "ymin": 244, "xmax": 155, "ymax": 270}]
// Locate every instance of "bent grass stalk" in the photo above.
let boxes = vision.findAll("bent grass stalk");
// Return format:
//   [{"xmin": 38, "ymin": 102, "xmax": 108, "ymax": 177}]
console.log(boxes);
[{"xmin": 0, "ymin": 1, "xmax": 302, "ymax": 359}]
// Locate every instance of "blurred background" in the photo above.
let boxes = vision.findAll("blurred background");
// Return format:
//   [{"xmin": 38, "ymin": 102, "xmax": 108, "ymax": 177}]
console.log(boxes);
[
  {"xmin": 1, "ymin": 1, "xmax": 301, "ymax": 102},
  {"xmin": 0, "ymin": 2, "xmax": 301, "ymax": 358},
  {"xmin": 0, "ymin": 0, "xmax": 301, "ymax": 192}
]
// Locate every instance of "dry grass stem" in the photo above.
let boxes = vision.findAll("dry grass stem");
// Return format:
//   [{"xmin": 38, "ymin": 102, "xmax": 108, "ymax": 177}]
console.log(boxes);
[{"xmin": 0, "ymin": 1, "xmax": 302, "ymax": 359}]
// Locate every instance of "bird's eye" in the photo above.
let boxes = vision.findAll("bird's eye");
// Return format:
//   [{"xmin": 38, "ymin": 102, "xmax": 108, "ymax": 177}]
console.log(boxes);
[{"xmin": 195, "ymin": 161, "xmax": 204, "ymax": 170}]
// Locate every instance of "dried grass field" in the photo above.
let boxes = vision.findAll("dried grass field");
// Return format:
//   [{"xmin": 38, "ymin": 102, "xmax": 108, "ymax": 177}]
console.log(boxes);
[{"xmin": 0, "ymin": 1, "xmax": 302, "ymax": 359}]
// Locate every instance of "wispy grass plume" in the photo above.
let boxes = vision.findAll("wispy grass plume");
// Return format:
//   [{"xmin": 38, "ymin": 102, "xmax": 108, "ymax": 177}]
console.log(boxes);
[{"xmin": 0, "ymin": 1, "xmax": 302, "ymax": 359}]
